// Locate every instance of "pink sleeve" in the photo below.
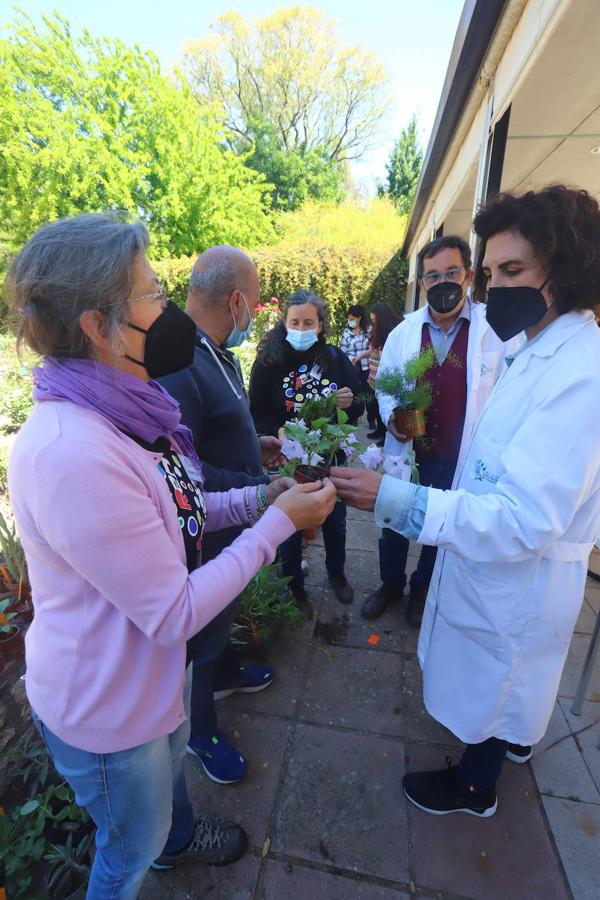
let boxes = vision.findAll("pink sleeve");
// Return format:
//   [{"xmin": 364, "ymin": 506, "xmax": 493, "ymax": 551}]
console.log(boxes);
[{"xmin": 203, "ymin": 486, "xmax": 258, "ymax": 533}]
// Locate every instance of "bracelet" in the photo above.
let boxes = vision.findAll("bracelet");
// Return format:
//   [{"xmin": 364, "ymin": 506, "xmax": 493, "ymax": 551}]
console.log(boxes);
[
  {"xmin": 243, "ymin": 487, "xmax": 256, "ymax": 525},
  {"xmin": 256, "ymin": 484, "xmax": 268, "ymax": 519}
]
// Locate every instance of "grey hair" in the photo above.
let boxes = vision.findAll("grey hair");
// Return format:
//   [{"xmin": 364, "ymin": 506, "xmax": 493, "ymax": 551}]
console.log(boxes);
[
  {"xmin": 5, "ymin": 213, "xmax": 149, "ymax": 358},
  {"xmin": 188, "ymin": 246, "xmax": 253, "ymax": 307}
]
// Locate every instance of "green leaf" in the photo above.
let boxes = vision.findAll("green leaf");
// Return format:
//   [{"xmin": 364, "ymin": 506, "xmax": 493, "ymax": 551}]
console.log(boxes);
[{"xmin": 19, "ymin": 800, "xmax": 39, "ymax": 816}]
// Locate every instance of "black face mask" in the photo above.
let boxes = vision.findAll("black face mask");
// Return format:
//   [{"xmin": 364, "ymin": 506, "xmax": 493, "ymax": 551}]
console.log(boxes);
[
  {"xmin": 486, "ymin": 281, "xmax": 550, "ymax": 342},
  {"xmin": 426, "ymin": 280, "xmax": 465, "ymax": 314},
  {"xmin": 125, "ymin": 301, "xmax": 197, "ymax": 378}
]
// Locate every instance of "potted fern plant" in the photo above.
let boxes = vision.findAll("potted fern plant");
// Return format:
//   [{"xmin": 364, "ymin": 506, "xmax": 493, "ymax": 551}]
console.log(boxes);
[
  {"xmin": 0, "ymin": 510, "xmax": 32, "ymax": 622},
  {"xmin": 374, "ymin": 347, "xmax": 437, "ymax": 439}
]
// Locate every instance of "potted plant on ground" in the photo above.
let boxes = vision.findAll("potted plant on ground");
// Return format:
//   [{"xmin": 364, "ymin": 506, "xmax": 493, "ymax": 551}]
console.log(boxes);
[
  {"xmin": 233, "ymin": 564, "xmax": 304, "ymax": 660},
  {"xmin": 0, "ymin": 510, "xmax": 32, "ymax": 622},
  {"xmin": 374, "ymin": 346, "xmax": 437, "ymax": 440},
  {"xmin": 45, "ymin": 830, "xmax": 94, "ymax": 899},
  {"xmin": 280, "ymin": 394, "xmax": 365, "ymax": 483},
  {"xmin": 0, "ymin": 596, "xmax": 22, "ymax": 657}
]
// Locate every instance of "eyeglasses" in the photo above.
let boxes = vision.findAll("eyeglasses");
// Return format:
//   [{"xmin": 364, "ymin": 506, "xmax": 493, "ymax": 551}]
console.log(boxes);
[
  {"xmin": 103, "ymin": 286, "xmax": 168, "ymax": 311},
  {"xmin": 421, "ymin": 267, "xmax": 466, "ymax": 287}
]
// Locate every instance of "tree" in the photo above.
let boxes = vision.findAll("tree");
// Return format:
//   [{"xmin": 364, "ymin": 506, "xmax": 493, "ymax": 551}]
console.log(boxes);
[
  {"xmin": 0, "ymin": 13, "xmax": 275, "ymax": 259},
  {"xmin": 379, "ymin": 115, "xmax": 423, "ymax": 215},
  {"xmin": 181, "ymin": 7, "xmax": 390, "ymax": 209}
]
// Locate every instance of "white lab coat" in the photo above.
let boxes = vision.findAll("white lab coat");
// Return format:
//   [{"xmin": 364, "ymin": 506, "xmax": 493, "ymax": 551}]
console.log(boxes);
[
  {"xmin": 417, "ymin": 311, "xmax": 600, "ymax": 745},
  {"xmin": 376, "ymin": 301, "xmax": 512, "ymax": 478}
]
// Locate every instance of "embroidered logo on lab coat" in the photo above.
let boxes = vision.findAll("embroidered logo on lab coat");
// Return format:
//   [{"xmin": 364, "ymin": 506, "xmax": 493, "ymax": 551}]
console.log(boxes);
[{"xmin": 473, "ymin": 458, "xmax": 500, "ymax": 484}]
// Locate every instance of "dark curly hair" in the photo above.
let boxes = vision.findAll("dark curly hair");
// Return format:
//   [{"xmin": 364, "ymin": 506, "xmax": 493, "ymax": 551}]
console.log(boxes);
[
  {"xmin": 346, "ymin": 304, "xmax": 369, "ymax": 332},
  {"xmin": 255, "ymin": 289, "xmax": 330, "ymax": 368},
  {"xmin": 473, "ymin": 186, "xmax": 600, "ymax": 314},
  {"xmin": 370, "ymin": 302, "xmax": 402, "ymax": 350}
]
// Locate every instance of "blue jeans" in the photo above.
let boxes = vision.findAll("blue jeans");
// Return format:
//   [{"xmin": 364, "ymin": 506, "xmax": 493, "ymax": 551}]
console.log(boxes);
[
  {"xmin": 280, "ymin": 498, "xmax": 347, "ymax": 588},
  {"xmin": 31, "ymin": 667, "xmax": 195, "ymax": 900},
  {"xmin": 379, "ymin": 457, "xmax": 456, "ymax": 591}
]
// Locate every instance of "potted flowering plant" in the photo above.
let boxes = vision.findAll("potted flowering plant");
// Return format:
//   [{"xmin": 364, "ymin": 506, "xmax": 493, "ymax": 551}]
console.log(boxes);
[
  {"xmin": 280, "ymin": 394, "xmax": 365, "ymax": 483},
  {"xmin": 374, "ymin": 346, "xmax": 437, "ymax": 439},
  {"xmin": 356, "ymin": 444, "xmax": 420, "ymax": 484}
]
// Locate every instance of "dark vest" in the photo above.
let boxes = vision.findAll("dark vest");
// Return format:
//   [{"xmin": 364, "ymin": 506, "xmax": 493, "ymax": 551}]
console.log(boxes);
[{"xmin": 418, "ymin": 319, "xmax": 469, "ymax": 463}]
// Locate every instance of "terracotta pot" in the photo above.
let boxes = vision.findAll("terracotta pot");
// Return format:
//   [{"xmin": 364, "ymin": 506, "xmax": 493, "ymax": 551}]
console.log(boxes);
[
  {"xmin": 294, "ymin": 464, "xmax": 330, "ymax": 484},
  {"xmin": 303, "ymin": 527, "xmax": 317, "ymax": 541},
  {"xmin": 0, "ymin": 624, "xmax": 24, "ymax": 657},
  {"xmin": 393, "ymin": 407, "xmax": 426, "ymax": 439}
]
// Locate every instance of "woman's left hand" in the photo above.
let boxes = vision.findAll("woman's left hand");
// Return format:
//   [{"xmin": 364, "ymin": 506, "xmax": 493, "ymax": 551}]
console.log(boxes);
[
  {"xmin": 259, "ymin": 435, "xmax": 285, "ymax": 467},
  {"xmin": 265, "ymin": 477, "xmax": 296, "ymax": 505},
  {"xmin": 336, "ymin": 387, "xmax": 354, "ymax": 409}
]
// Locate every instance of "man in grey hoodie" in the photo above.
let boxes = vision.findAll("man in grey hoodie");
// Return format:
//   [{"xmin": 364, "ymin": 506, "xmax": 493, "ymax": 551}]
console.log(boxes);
[{"xmin": 160, "ymin": 246, "xmax": 283, "ymax": 785}]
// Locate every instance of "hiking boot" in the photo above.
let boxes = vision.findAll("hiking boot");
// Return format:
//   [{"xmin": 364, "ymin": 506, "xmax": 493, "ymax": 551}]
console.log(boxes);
[
  {"xmin": 403, "ymin": 757, "xmax": 497, "ymax": 818},
  {"xmin": 213, "ymin": 665, "xmax": 274, "ymax": 701},
  {"xmin": 328, "ymin": 572, "xmax": 354, "ymax": 605},
  {"xmin": 360, "ymin": 584, "xmax": 403, "ymax": 620},
  {"xmin": 506, "ymin": 743, "xmax": 532, "ymax": 763},
  {"xmin": 292, "ymin": 584, "xmax": 314, "ymax": 620},
  {"xmin": 151, "ymin": 815, "xmax": 248, "ymax": 870},
  {"xmin": 406, "ymin": 583, "xmax": 428, "ymax": 628},
  {"xmin": 186, "ymin": 733, "xmax": 247, "ymax": 784}
]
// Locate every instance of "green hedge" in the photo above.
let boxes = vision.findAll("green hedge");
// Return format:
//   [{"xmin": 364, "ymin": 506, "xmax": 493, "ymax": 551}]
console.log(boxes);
[{"xmin": 154, "ymin": 244, "xmax": 408, "ymax": 339}]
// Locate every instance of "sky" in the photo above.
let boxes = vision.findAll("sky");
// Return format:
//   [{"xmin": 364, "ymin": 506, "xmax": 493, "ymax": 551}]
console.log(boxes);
[{"xmin": 0, "ymin": 0, "xmax": 465, "ymax": 192}]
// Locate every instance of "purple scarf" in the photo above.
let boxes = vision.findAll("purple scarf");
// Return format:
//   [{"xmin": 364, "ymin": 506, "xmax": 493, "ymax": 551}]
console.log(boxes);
[{"xmin": 33, "ymin": 358, "xmax": 198, "ymax": 463}]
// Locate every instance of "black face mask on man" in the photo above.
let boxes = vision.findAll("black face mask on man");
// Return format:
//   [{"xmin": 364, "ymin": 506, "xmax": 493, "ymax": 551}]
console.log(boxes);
[
  {"xmin": 125, "ymin": 301, "xmax": 197, "ymax": 378},
  {"xmin": 486, "ymin": 280, "xmax": 550, "ymax": 341},
  {"xmin": 426, "ymin": 280, "xmax": 465, "ymax": 314}
]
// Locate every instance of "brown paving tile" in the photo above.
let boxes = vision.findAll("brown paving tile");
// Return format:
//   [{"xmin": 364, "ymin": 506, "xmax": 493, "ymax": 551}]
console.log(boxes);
[
  {"xmin": 300, "ymin": 644, "xmax": 403, "ymax": 736},
  {"xmin": 272, "ymin": 722, "xmax": 409, "ymax": 882},
  {"xmin": 399, "ymin": 655, "xmax": 462, "ymax": 747},
  {"xmin": 407, "ymin": 743, "xmax": 570, "ymax": 900},
  {"xmin": 185, "ymin": 711, "xmax": 291, "ymax": 851},
  {"xmin": 140, "ymin": 850, "xmax": 260, "ymax": 899},
  {"xmin": 223, "ymin": 626, "xmax": 311, "ymax": 719},
  {"xmin": 261, "ymin": 860, "xmax": 409, "ymax": 898},
  {"xmin": 542, "ymin": 797, "xmax": 600, "ymax": 900}
]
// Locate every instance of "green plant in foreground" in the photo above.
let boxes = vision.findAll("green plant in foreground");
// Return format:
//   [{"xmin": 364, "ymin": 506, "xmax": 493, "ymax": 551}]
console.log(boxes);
[
  {"xmin": 234, "ymin": 564, "xmax": 303, "ymax": 642},
  {"xmin": 0, "ymin": 508, "xmax": 28, "ymax": 585}
]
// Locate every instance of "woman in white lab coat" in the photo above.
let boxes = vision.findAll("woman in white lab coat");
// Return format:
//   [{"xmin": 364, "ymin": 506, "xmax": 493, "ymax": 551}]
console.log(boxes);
[{"xmin": 332, "ymin": 185, "xmax": 600, "ymax": 817}]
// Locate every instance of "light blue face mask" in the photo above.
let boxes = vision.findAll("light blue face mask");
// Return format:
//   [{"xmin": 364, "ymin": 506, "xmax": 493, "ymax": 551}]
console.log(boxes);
[
  {"xmin": 224, "ymin": 294, "xmax": 253, "ymax": 349},
  {"xmin": 285, "ymin": 328, "xmax": 319, "ymax": 352}
]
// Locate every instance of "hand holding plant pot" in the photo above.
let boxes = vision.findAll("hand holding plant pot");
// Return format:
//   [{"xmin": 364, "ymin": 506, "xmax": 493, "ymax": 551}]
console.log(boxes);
[
  {"xmin": 375, "ymin": 347, "xmax": 437, "ymax": 440},
  {"xmin": 273, "ymin": 479, "xmax": 337, "ymax": 531}
]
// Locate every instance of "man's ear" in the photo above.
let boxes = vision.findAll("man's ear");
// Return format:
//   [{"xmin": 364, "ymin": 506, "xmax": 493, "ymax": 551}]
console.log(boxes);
[
  {"xmin": 79, "ymin": 309, "xmax": 112, "ymax": 353},
  {"xmin": 464, "ymin": 268, "xmax": 474, "ymax": 288}
]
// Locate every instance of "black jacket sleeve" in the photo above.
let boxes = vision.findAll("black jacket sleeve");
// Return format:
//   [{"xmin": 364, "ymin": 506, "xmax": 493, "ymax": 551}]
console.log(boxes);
[
  {"xmin": 249, "ymin": 359, "xmax": 282, "ymax": 436},
  {"xmin": 332, "ymin": 346, "xmax": 365, "ymax": 425}
]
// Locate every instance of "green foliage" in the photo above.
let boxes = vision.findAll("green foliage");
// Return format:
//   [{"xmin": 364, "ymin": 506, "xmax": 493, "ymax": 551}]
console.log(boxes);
[
  {"xmin": 374, "ymin": 347, "xmax": 437, "ymax": 411},
  {"xmin": 235, "ymin": 564, "xmax": 303, "ymax": 641},
  {"xmin": 0, "ymin": 597, "xmax": 17, "ymax": 633},
  {"xmin": 275, "ymin": 198, "xmax": 405, "ymax": 250},
  {"xmin": 282, "ymin": 403, "xmax": 365, "ymax": 469},
  {"xmin": 0, "ymin": 335, "xmax": 37, "ymax": 435},
  {"xmin": 252, "ymin": 297, "xmax": 281, "ymax": 343},
  {"xmin": 0, "ymin": 508, "xmax": 27, "ymax": 584},
  {"xmin": 182, "ymin": 7, "xmax": 390, "ymax": 190},
  {"xmin": 296, "ymin": 393, "xmax": 339, "ymax": 427},
  {"xmin": 230, "ymin": 342, "xmax": 257, "ymax": 386},
  {"xmin": 45, "ymin": 830, "xmax": 93, "ymax": 898},
  {"xmin": 379, "ymin": 115, "xmax": 423, "ymax": 215},
  {"xmin": 0, "ymin": 12, "xmax": 274, "ymax": 259}
]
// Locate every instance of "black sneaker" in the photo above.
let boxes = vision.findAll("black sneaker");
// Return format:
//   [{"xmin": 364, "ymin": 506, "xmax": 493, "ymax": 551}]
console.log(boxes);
[
  {"xmin": 151, "ymin": 815, "xmax": 248, "ymax": 870},
  {"xmin": 403, "ymin": 757, "xmax": 497, "ymax": 817},
  {"xmin": 328, "ymin": 572, "xmax": 354, "ymax": 605},
  {"xmin": 506, "ymin": 743, "xmax": 532, "ymax": 763},
  {"xmin": 360, "ymin": 585, "xmax": 403, "ymax": 620}
]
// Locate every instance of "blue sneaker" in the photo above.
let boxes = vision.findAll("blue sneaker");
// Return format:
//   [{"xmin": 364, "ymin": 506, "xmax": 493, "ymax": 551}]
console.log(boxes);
[
  {"xmin": 186, "ymin": 733, "xmax": 247, "ymax": 784},
  {"xmin": 213, "ymin": 665, "xmax": 274, "ymax": 701}
]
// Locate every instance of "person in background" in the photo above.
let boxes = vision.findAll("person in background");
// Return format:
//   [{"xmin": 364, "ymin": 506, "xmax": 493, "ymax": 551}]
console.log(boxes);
[
  {"xmin": 341, "ymin": 303, "xmax": 374, "ymax": 427},
  {"xmin": 364, "ymin": 236, "xmax": 510, "ymax": 626},
  {"xmin": 332, "ymin": 185, "xmax": 600, "ymax": 818},
  {"xmin": 366, "ymin": 302, "xmax": 402, "ymax": 444},
  {"xmin": 159, "ymin": 246, "xmax": 283, "ymax": 787},
  {"xmin": 6, "ymin": 214, "xmax": 336, "ymax": 899},
  {"xmin": 249, "ymin": 290, "xmax": 364, "ymax": 615}
]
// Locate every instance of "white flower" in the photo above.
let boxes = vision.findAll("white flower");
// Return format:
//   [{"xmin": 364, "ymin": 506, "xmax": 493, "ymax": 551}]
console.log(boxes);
[
  {"xmin": 296, "ymin": 419, "xmax": 308, "ymax": 431},
  {"xmin": 358, "ymin": 445, "xmax": 383, "ymax": 470},
  {"xmin": 281, "ymin": 438, "xmax": 305, "ymax": 461},
  {"xmin": 302, "ymin": 451, "xmax": 323, "ymax": 466},
  {"xmin": 382, "ymin": 455, "xmax": 412, "ymax": 480},
  {"xmin": 344, "ymin": 433, "xmax": 358, "ymax": 445}
]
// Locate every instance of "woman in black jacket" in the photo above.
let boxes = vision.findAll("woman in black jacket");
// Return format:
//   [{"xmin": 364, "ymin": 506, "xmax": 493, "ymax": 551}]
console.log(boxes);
[{"xmin": 250, "ymin": 290, "xmax": 364, "ymax": 615}]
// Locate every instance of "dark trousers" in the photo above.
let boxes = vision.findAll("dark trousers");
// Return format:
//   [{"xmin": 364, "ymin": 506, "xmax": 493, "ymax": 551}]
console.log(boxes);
[
  {"xmin": 189, "ymin": 600, "xmax": 242, "ymax": 740},
  {"xmin": 280, "ymin": 499, "xmax": 346, "ymax": 588},
  {"xmin": 359, "ymin": 369, "xmax": 378, "ymax": 426},
  {"xmin": 460, "ymin": 738, "xmax": 509, "ymax": 790},
  {"xmin": 379, "ymin": 457, "xmax": 456, "ymax": 592}
]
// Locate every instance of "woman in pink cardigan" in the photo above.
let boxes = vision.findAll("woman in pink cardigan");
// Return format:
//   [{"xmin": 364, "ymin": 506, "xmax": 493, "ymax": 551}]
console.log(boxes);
[{"xmin": 6, "ymin": 213, "xmax": 336, "ymax": 899}]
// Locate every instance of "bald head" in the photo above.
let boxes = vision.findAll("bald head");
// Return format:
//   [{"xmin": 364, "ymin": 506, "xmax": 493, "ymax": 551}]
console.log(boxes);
[
  {"xmin": 186, "ymin": 245, "xmax": 260, "ymax": 346},
  {"xmin": 188, "ymin": 245, "xmax": 256, "ymax": 307}
]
